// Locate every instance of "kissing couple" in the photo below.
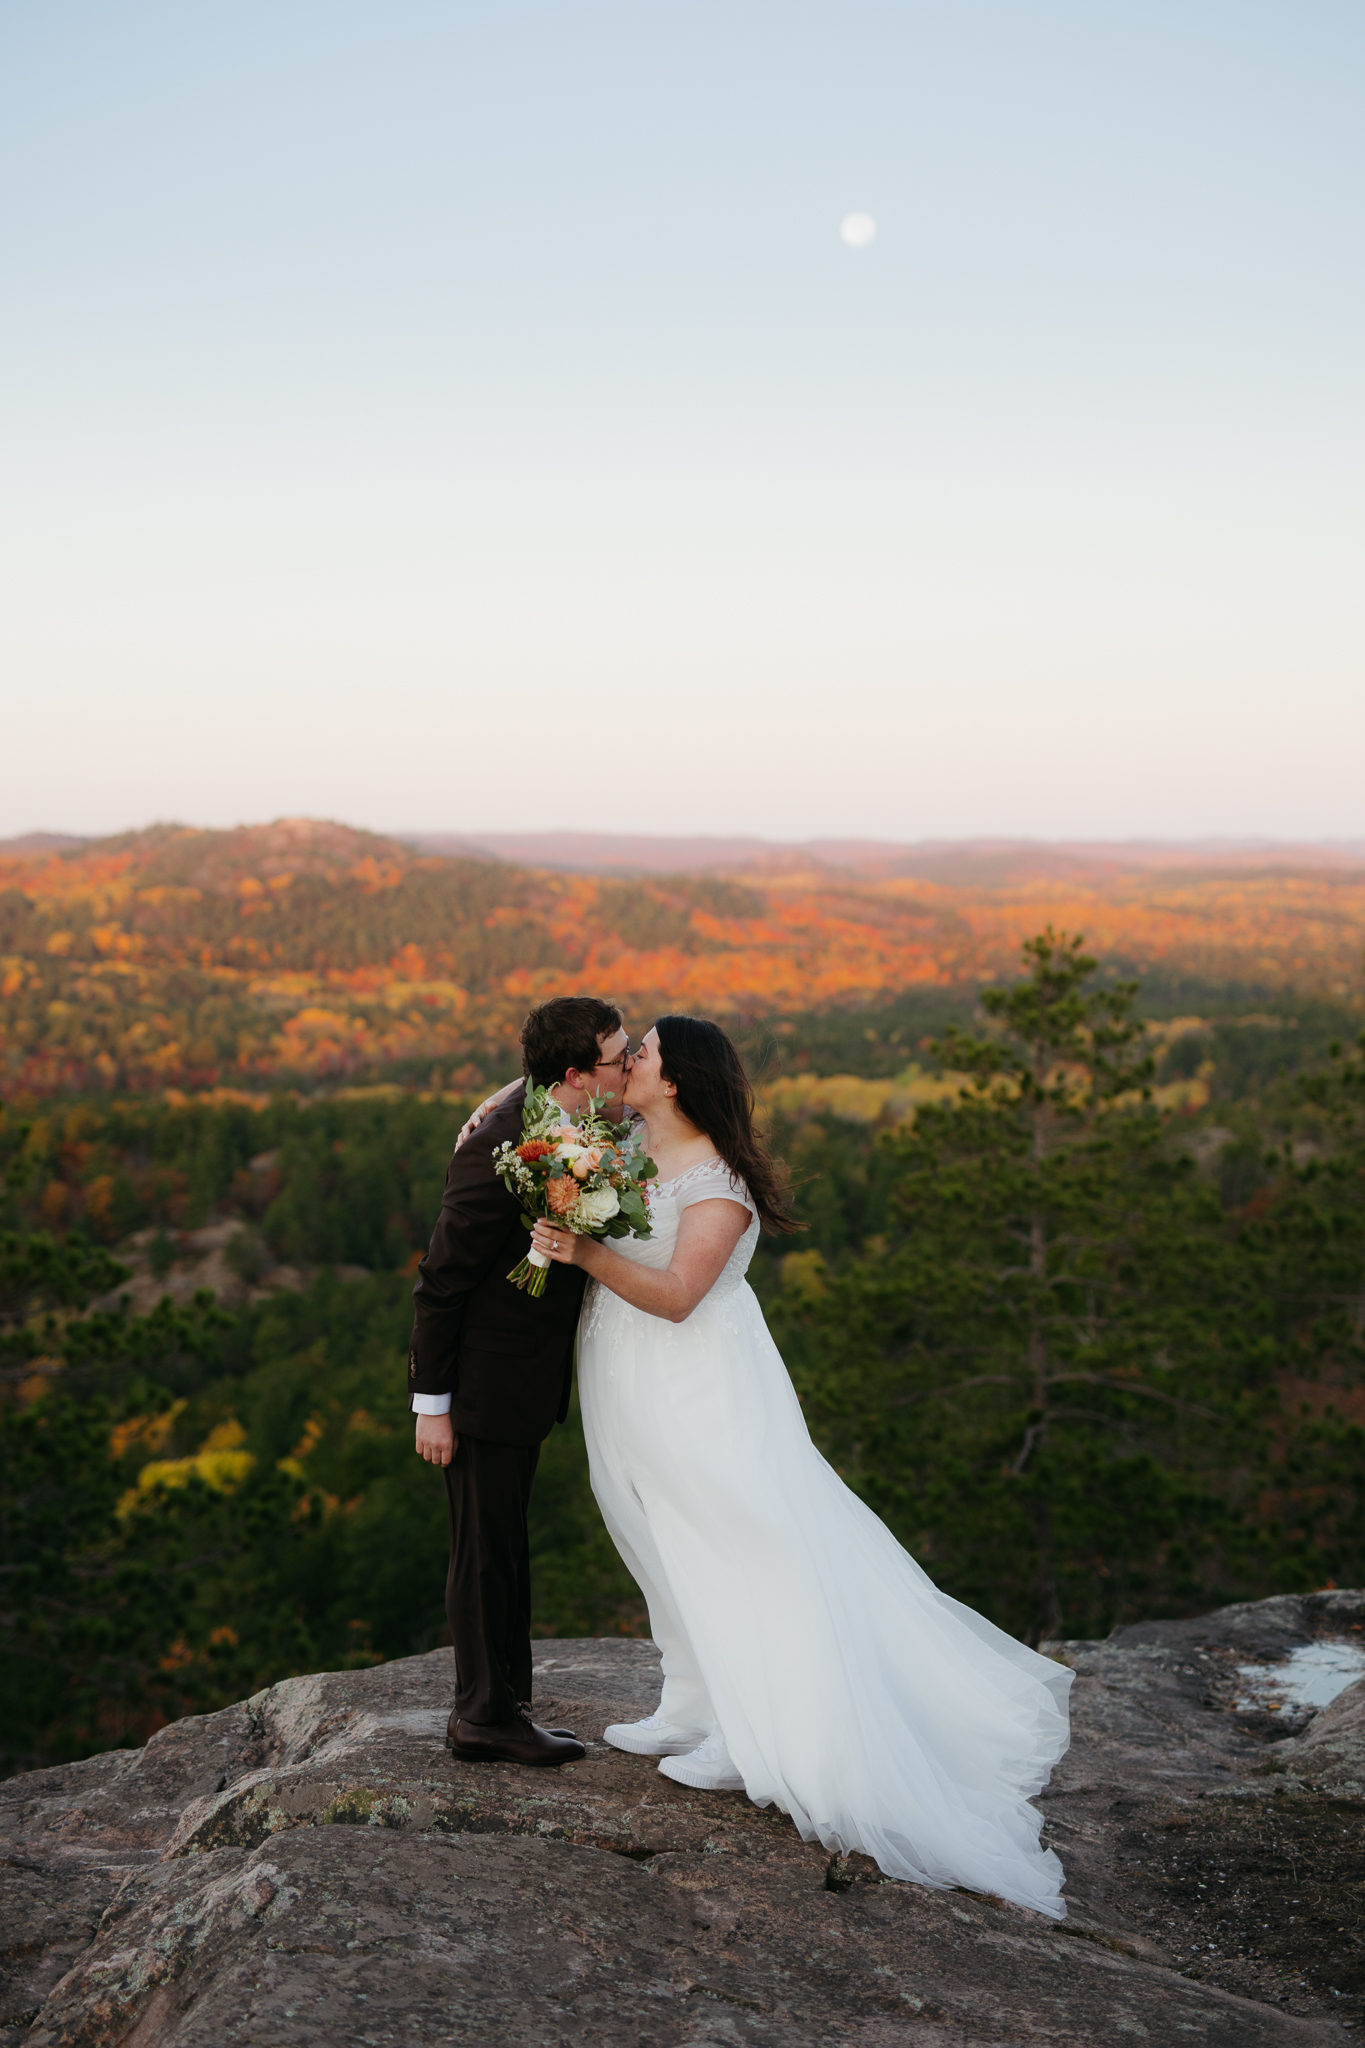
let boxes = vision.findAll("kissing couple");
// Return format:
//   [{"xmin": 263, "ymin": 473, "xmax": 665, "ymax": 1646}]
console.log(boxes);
[{"xmin": 408, "ymin": 995, "xmax": 1073, "ymax": 1918}]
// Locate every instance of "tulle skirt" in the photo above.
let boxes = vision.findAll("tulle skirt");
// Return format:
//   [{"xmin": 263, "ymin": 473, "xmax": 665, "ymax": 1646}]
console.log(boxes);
[{"xmin": 578, "ymin": 1276, "xmax": 1072, "ymax": 1918}]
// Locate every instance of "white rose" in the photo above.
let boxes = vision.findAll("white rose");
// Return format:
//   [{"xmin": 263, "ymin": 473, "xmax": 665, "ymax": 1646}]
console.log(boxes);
[{"xmin": 573, "ymin": 1185, "xmax": 620, "ymax": 1229}]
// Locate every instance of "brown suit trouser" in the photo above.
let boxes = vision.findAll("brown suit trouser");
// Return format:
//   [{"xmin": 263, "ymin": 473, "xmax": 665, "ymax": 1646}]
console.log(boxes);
[{"xmin": 443, "ymin": 1434, "xmax": 541, "ymax": 1726}]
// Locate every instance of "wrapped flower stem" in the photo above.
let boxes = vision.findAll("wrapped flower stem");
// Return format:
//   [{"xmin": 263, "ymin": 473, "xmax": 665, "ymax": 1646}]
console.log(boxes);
[{"xmin": 507, "ymin": 1231, "xmax": 552, "ymax": 1297}]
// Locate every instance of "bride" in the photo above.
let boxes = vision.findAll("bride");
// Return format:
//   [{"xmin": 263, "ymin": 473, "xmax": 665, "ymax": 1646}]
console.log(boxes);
[{"xmin": 526, "ymin": 1013, "xmax": 1072, "ymax": 1920}]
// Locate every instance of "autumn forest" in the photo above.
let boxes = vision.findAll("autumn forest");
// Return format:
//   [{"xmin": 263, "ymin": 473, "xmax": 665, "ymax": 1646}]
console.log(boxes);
[
  {"xmin": 4, "ymin": 819, "xmax": 1365, "ymax": 1101},
  {"xmin": 2, "ymin": 820, "xmax": 1363, "ymax": 1772}
]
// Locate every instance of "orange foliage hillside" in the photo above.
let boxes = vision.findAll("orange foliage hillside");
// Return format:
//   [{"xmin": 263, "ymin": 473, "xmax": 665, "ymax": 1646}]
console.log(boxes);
[{"xmin": 1, "ymin": 821, "xmax": 1362, "ymax": 1096}]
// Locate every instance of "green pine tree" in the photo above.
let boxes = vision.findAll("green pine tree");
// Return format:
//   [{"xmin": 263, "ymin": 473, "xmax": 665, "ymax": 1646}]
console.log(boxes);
[{"xmin": 776, "ymin": 931, "xmax": 1257, "ymax": 1642}]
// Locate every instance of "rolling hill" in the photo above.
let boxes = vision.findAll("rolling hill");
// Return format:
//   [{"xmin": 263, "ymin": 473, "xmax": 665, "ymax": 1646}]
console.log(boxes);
[{"xmin": 1, "ymin": 819, "xmax": 1362, "ymax": 1097}]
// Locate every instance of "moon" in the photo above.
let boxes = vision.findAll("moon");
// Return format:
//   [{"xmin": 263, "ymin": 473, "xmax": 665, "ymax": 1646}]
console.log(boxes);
[{"xmin": 839, "ymin": 212, "xmax": 877, "ymax": 249}]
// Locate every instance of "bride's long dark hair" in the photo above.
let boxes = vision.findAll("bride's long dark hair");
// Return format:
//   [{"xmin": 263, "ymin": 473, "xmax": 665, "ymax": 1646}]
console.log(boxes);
[{"xmin": 654, "ymin": 1014, "xmax": 801, "ymax": 1236}]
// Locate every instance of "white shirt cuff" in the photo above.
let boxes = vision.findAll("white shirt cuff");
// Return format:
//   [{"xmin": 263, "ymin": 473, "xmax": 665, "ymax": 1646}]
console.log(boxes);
[{"xmin": 411, "ymin": 1393, "xmax": 452, "ymax": 1415}]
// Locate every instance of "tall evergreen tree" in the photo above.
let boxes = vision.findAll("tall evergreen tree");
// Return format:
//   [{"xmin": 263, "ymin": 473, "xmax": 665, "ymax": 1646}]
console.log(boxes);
[{"xmin": 776, "ymin": 932, "xmax": 1255, "ymax": 1642}]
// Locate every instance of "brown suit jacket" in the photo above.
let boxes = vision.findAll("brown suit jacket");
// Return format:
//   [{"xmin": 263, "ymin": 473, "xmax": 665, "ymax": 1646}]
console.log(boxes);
[{"xmin": 407, "ymin": 1082, "xmax": 586, "ymax": 1447}]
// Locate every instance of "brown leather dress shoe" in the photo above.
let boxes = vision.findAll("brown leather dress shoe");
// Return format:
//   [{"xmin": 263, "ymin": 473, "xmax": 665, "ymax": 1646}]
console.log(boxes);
[
  {"xmin": 445, "ymin": 1711, "xmax": 585, "ymax": 1766},
  {"xmin": 519, "ymin": 1702, "xmax": 579, "ymax": 1741}
]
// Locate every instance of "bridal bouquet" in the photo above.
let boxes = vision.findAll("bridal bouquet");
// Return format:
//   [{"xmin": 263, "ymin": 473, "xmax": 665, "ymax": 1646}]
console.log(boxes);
[{"xmin": 493, "ymin": 1085, "xmax": 656, "ymax": 1296}]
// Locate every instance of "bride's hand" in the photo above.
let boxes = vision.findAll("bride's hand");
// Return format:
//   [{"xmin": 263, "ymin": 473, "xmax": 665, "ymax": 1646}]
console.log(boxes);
[
  {"xmin": 531, "ymin": 1220, "xmax": 592, "ymax": 1268},
  {"xmin": 454, "ymin": 1078, "xmax": 519, "ymax": 1150},
  {"xmin": 455, "ymin": 1097, "xmax": 497, "ymax": 1149}
]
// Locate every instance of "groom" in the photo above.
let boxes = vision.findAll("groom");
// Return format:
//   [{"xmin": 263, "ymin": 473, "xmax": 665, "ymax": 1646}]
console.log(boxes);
[{"xmin": 408, "ymin": 995, "xmax": 632, "ymax": 1765}]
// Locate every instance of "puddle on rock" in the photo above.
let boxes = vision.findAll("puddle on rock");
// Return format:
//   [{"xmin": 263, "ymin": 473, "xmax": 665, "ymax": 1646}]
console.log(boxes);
[{"xmin": 1234, "ymin": 1639, "xmax": 1365, "ymax": 1714}]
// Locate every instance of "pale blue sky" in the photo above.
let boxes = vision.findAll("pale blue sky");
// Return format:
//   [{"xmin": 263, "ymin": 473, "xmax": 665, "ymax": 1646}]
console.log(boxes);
[{"xmin": 2, "ymin": 2, "xmax": 1361, "ymax": 841}]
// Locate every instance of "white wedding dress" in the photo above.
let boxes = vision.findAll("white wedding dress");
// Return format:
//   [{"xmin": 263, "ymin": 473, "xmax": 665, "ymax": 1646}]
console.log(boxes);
[{"xmin": 577, "ymin": 1157, "xmax": 1073, "ymax": 1919}]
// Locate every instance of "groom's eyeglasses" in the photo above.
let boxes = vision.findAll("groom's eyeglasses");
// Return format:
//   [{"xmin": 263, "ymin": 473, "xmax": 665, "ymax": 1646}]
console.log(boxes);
[{"xmin": 593, "ymin": 1045, "xmax": 635, "ymax": 1072}]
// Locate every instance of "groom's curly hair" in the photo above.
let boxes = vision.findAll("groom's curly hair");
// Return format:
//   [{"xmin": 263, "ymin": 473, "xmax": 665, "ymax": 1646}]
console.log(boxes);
[
  {"xmin": 520, "ymin": 996, "xmax": 623, "ymax": 1089},
  {"xmin": 655, "ymin": 1015, "xmax": 802, "ymax": 1236}
]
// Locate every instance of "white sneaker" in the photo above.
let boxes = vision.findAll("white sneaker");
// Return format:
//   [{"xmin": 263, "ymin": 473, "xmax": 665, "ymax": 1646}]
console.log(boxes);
[
  {"xmin": 657, "ymin": 1732, "xmax": 745, "ymax": 1792},
  {"xmin": 602, "ymin": 1711, "xmax": 708, "ymax": 1757}
]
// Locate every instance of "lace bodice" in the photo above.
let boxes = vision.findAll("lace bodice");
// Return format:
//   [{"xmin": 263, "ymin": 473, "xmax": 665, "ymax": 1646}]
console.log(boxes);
[{"xmin": 583, "ymin": 1154, "xmax": 760, "ymax": 1333}]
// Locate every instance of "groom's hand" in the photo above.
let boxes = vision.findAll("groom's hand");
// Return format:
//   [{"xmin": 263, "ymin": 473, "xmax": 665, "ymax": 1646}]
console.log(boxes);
[{"xmin": 415, "ymin": 1413, "xmax": 456, "ymax": 1466}]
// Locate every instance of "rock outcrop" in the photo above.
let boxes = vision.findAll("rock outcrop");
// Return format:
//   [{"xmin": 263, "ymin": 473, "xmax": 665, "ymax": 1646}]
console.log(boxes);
[{"xmin": 4, "ymin": 1592, "xmax": 1362, "ymax": 2046}]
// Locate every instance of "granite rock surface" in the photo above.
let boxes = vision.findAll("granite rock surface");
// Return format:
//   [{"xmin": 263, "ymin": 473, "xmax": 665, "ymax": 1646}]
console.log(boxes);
[{"xmin": 3, "ymin": 1593, "xmax": 1362, "ymax": 2046}]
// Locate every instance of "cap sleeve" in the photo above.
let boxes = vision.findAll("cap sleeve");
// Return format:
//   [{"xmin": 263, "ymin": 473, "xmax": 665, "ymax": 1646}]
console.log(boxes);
[{"xmin": 673, "ymin": 1157, "xmax": 755, "ymax": 1219}]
